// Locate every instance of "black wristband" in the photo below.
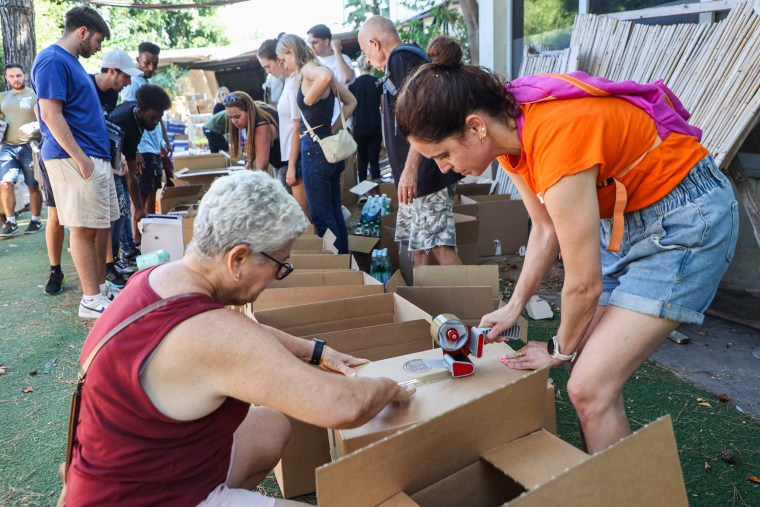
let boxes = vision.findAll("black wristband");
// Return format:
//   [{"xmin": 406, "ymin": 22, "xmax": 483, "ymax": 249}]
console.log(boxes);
[{"xmin": 309, "ymin": 339, "xmax": 326, "ymax": 365}]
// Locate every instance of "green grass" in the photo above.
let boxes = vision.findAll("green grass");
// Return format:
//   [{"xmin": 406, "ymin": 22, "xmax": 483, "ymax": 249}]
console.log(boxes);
[{"xmin": 1, "ymin": 211, "xmax": 758, "ymax": 506}]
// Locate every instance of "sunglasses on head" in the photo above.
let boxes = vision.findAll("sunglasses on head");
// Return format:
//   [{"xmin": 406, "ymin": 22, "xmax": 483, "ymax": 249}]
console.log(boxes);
[{"xmin": 223, "ymin": 93, "xmax": 241, "ymax": 106}]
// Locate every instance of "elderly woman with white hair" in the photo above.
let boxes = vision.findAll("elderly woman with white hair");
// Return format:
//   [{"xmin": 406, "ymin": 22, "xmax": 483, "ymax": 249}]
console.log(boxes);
[{"xmin": 63, "ymin": 171, "xmax": 414, "ymax": 506}]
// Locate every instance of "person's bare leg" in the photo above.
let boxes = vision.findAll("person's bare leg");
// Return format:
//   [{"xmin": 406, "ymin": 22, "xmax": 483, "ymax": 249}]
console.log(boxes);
[
  {"xmin": 291, "ymin": 185, "xmax": 309, "ymax": 218},
  {"xmin": 566, "ymin": 305, "xmax": 679, "ymax": 454},
  {"xmin": 29, "ymin": 186, "xmax": 43, "ymax": 217},
  {"xmin": 95, "ymin": 228, "xmax": 109, "ymax": 286},
  {"xmin": 0, "ymin": 182, "xmax": 15, "ymax": 218},
  {"xmin": 69, "ymin": 226, "xmax": 102, "ymax": 296},
  {"xmin": 430, "ymin": 245, "xmax": 462, "ymax": 265},
  {"xmin": 131, "ymin": 202, "xmax": 142, "ymax": 246},
  {"xmin": 413, "ymin": 249, "xmax": 437, "ymax": 266},
  {"xmin": 143, "ymin": 193, "xmax": 155, "ymax": 215},
  {"xmin": 227, "ymin": 406, "xmax": 291, "ymax": 490},
  {"xmin": 46, "ymin": 206, "xmax": 65, "ymax": 266},
  {"xmin": 105, "ymin": 231, "xmax": 114, "ymax": 264}
]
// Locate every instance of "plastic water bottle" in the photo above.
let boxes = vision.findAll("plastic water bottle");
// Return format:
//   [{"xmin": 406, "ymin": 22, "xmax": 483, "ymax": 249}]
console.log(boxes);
[
  {"xmin": 370, "ymin": 250, "xmax": 380, "ymax": 282},
  {"xmin": 136, "ymin": 249, "xmax": 171, "ymax": 270},
  {"xmin": 380, "ymin": 248, "xmax": 392, "ymax": 283}
]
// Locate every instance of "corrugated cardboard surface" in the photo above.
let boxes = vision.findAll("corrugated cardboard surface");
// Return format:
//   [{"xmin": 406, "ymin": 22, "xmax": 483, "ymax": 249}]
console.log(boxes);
[
  {"xmin": 318, "ymin": 372, "xmax": 687, "ymax": 507},
  {"xmin": 333, "ymin": 344, "xmax": 533, "ymax": 457},
  {"xmin": 254, "ymin": 293, "xmax": 434, "ymax": 498},
  {"xmin": 249, "ymin": 272, "xmax": 384, "ymax": 311},
  {"xmin": 157, "ymin": 184, "xmax": 202, "ymax": 214},
  {"xmin": 395, "ymin": 286, "xmax": 493, "ymax": 326},
  {"xmin": 173, "ymin": 153, "xmax": 228, "ymax": 172},
  {"xmin": 317, "ymin": 368, "xmax": 549, "ymax": 507},
  {"xmin": 289, "ymin": 254, "xmax": 355, "ymax": 270},
  {"xmin": 413, "ymin": 265, "xmax": 500, "ymax": 302},
  {"xmin": 460, "ymin": 194, "xmax": 530, "ymax": 256}
]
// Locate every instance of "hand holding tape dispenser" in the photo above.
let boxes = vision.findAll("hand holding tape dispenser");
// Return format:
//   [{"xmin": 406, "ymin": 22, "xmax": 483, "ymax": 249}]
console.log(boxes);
[{"xmin": 426, "ymin": 313, "xmax": 522, "ymax": 378}]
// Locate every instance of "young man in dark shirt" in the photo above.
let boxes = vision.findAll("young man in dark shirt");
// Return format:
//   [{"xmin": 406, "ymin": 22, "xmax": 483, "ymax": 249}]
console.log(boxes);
[
  {"xmin": 108, "ymin": 85, "xmax": 172, "ymax": 248},
  {"xmin": 359, "ymin": 15, "xmax": 463, "ymax": 267}
]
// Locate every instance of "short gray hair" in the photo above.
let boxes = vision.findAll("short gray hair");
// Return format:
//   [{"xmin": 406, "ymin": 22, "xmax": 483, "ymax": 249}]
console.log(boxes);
[{"xmin": 188, "ymin": 171, "xmax": 309, "ymax": 259}]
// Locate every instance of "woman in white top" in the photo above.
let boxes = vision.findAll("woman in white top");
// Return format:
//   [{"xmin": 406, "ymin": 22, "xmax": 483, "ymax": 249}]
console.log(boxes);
[{"xmin": 258, "ymin": 36, "xmax": 308, "ymax": 216}]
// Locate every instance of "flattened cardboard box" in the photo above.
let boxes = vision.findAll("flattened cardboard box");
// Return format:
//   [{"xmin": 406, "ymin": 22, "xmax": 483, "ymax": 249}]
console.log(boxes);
[
  {"xmin": 247, "ymin": 271, "xmax": 384, "ymax": 311},
  {"xmin": 460, "ymin": 194, "xmax": 530, "ymax": 256},
  {"xmin": 253, "ymin": 293, "xmax": 434, "ymax": 498},
  {"xmin": 331, "ymin": 345, "xmax": 547, "ymax": 459},
  {"xmin": 173, "ymin": 152, "xmax": 229, "ymax": 172},
  {"xmin": 317, "ymin": 368, "xmax": 687, "ymax": 507}
]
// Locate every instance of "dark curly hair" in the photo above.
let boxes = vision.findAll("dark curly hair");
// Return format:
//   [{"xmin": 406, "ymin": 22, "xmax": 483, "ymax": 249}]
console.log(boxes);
[{"xmin": 395, "ymin": 36, "xmax": 520, "ymax": 142}]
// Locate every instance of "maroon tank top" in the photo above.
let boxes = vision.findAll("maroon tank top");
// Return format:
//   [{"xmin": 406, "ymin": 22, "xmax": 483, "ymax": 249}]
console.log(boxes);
[{"xmin": 66, "ymin": 266, "xmax": 249, "ymax": 506}]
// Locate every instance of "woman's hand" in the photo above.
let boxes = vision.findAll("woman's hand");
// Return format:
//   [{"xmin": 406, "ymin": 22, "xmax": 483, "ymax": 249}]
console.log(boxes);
[
  {"xmin": 286, "ymin": 167, "xmax": 297, "ymax": 187},
  {"xmin": 479, "ymin": 307, "xmax": 520, "ymax": 343},
  {"xmin": 500, "ymin": 341, "xmax": 563, "ymax": 370},
  {"xmin": 319, "ymin": 347, "xmax": 370, "ymax": 377}
]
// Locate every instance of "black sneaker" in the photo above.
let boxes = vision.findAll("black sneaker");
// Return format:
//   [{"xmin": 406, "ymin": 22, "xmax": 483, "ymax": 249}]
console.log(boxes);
[
  {"xmin": 44, "ymin": 270, "xmax": 66, "ymax": 295},
  {"xmin": 0, "ymin": 221, "xmax": 19, "ymax": 238},
  {"xmin": 24, "ymin": 219, "xmax": 44, "ymax": 234},
  {"xmin": 114, "ymin": 258, "xmax": 136, "ymax": 276},
  {"xmin": 105, "ymin": 268, "xmax": 127, "ymax": 290},
  {"xmin": 122, "ymin": 247, "xmax": 141, "ymax": 262}
]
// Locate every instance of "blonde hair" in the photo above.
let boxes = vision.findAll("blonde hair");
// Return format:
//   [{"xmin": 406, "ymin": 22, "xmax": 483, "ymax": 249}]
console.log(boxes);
[
  {"xmin": 276, "ymin": 34, "xmax": 319, "ymax": 83},
  {"xmin": 225, "ymin": 91, "xmax": 278, "ymax": 161},
  {"xmin": 215, "ymin": 86, "xmax": 230, "ymax": 103}
]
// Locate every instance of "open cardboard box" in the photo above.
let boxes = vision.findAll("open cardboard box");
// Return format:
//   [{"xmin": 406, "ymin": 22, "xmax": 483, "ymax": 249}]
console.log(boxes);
[
  {"xmin": 329, "ymin": 344, "xmax": 547, "ymax": 460},
  {"xmin": 244, "ymin": 271, "xmax": 384, "ymax": 312},
  {"xmin": 459, "ymin": 195, "xmax": 530, "ymax": 257},
  {"xmin": 173, "ymin": 168, "xmax": 231, "ymax": 193},
  {"xmin": 253, "ymin": 293, "xmax": 434, "ymax": 498},
  {"xmin": 317, "ymin": 367, "xmax": 687, "ymax": 507},
  {"xmin": 292, "ymin": 233, "xmax": 339, "ymax": 254},
  {"xmin": 156, "ymin": 183, "xmax": 203, "ymax": 215},
  {"xmin": 173, "ymin": 152, "xmax": 229, "ymax": 173},
  {"xmin": 290, "ymin": 253, "xmax": 358, "ymax": 271}
]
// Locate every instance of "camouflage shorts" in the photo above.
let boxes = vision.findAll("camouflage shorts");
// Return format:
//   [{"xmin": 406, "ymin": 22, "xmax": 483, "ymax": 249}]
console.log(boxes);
[{"xmin": 395, "ymin": 184, "xmax": 457, "ymax": 251}]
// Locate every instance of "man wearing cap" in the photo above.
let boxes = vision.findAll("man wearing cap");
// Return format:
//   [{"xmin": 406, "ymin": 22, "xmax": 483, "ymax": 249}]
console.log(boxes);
[{"xmin": 93, "ymin": 49, "xmax": 142, "ymax": 115}]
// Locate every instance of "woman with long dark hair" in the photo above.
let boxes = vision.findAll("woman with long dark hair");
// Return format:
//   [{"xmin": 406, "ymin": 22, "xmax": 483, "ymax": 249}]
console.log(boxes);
[
  {"xmin": 224, "ymin": 91, "xmax": 280, "ymax": 172},
  {"xmin": 396, "ymin": 37, "xmax": 738, "ymax": 454}
]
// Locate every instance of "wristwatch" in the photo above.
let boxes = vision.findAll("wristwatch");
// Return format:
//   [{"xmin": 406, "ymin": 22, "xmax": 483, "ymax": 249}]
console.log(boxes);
[
  {"xmin": 309, "ymin": 339, "xmax": 326, "ymax": 365},
  {"xmin": 547, "ymin": 336, "xmax": 576, "ymax": 362}
]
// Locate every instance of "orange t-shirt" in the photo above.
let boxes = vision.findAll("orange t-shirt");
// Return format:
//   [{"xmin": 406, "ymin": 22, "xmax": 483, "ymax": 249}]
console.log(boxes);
[{"xmin": 498, "ymin": 96, "xmax": 708, "ymax": 218}]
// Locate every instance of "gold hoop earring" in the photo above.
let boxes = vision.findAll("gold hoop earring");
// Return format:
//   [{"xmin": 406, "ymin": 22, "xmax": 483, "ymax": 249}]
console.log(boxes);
[
  {"xmin": 233, "ymin": 273, "xmax": 240, "ymax": 283},
  {"xmin": 479, "ymin": 129, "xmax": 487, "ymax": 144}
]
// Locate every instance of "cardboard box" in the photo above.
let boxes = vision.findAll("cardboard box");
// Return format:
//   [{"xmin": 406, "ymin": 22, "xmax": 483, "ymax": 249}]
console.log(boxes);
[
  {"xmin": 455, "ymin": 181, "xmax": 493, "ymax": 201},
  {"xmin": 317, "ymin": 368, "xmax": 687, "ymax": 507},
  {"xmin": 156, "ymin": 183, "xmax": 203, "ymax": 215},
  {"xmin": 181, "ymin": 214, "xmax": 195, "ymax": 249},
  {"xmin": 247, "ymin": 271, "xmax": 384, "ymax": 311},
  {"xmin": 330, "ymin": 345, "xmax": 543, "ymax": 458},
  {"xmin": 290, "ymin": 254, "xmax": 357, "ymax": 271},
  {"xmin": 341, "ymin": 154, "xmax": 358, "ymax": 205},
  {"xmin": 395, "ymin": 286, "xmax": 494, "ymax": 327},
  {"xmin": 378, "ymin": 182, "xmax": 399, "ymax": 210},
  {"xmin": 173, "ymin": 168, "xmax": 230, "ymax": 193},
  {"xmin": 348, "ymin": 235, "xmax": 381, "ymax": 272},
  {"xmin": 253, "ymin": 293, "xmax": 434, "ymax": 498},
  {"xmin": 292, "ymin": 233, "xmax": 339, "ymax": 254},
  {"xmin": 460, "ymin": 195, "xmax": 530, "ymax": 256},
  {"xmin": 173, "ymin": 152, "xmax": 229, "ymax": 173},
  {"xmin": 413, "ymin": 265, "xmax": 501, "ymax": 309}
]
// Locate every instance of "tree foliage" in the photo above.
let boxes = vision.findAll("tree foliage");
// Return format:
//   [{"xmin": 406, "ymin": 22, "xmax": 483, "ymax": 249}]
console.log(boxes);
[
  {"xmin": 397, "ymin": 1, "xmax": 470, "ymax": 62},
  {"xmin": 345, "ymin": 0, "xmax": 390, "ymax": 31},
  {"xmin": 33, "ymin": 0, "xmax": 229, "ymax": 54},
  {"xmin": 524, "ymin": 0, "xmax": 576, "ymax": 47}
]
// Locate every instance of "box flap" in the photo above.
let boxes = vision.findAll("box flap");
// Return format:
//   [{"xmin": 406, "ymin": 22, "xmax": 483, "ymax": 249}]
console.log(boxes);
[
  {"xmin": 395, "ymin": 286, "xmax": 493, "ymax": 324},
  {"xmin": 250, "ymin": 285, "xmax": 383, "ymax": 311},
  {"xmin": 385, "ymin": 270, "xmax": 407, "ymax": 293},
  {"xmin": 413, "ymin": 265, "xmax": 500, "ymax": 298},
  {"xmin": 482, "ymin": 430, "xmax": 588, "ymax": 490},
  {"xmin": 306, "ymin": 320, "xmax": 432, "ymax": 361},
  {"xmin": 453, "ymin": 213, "xmax": 479, "ymax": 245},
  {"xmin": 350, "ymin": 179, "xmax": 379, "ymax": 195},
  {"xmin": 316, "ymin": 367, "xmax": 549, "ymax": 507},
  {"xmin": 507, "ymin": 416, "xmax": 687, "ymax": 507},
  {"xmin": 392, "ymin": 293, "xmax": 433, "ymax": 323},
  {"xmin": 289, "ymin": 254, "xmax": 352, "ymax": 270},
  {"xmin": 322, "ymin": 229, "xmax": 339, "ymax": 254},
  {"xmin": 349, "ymin": 235, "xmax": 380, "ymax": 254},
  {"xmin": 158, "ymin": 184, "xmax": 203, "ymax": 213},
  {"xmin": 292, "ymin": 235, "xmax": 325, "ymax": 252},
  {"xmin": 378, "ymin": 492, "xmax": 419, "ymax": 507},
  {"xmin": 173, "ymin": 153, "xmax": 229, "ymax": 172}
]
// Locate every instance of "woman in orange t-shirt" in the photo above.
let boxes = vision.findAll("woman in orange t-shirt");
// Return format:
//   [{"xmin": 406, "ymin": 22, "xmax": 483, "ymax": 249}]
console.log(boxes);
[{"xmin": 395, "ymin": 38, "xmax": 738, "ymax": 453}]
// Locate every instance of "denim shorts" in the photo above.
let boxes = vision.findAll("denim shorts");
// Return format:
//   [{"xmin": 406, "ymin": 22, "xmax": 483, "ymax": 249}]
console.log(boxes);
[
  {"xmin": 599, "ymin": 156, "xmax": 738, "ymax": 324},
  {"xmin": 395, "ymin": 184, "xmax": 457, "ymax": 251},
  {"xmin": 0, "ymin": 143, "xmax": 37, "ymax": 187}
]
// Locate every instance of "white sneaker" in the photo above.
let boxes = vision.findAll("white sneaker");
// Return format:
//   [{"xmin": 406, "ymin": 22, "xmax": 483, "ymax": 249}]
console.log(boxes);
[
  {"xmin": 102, "ymin": 285, "xmax": 119, "ymax": 301},
  {"xmin": 78, "ymin": 294, "xmax": 111, "ymax": 319}
]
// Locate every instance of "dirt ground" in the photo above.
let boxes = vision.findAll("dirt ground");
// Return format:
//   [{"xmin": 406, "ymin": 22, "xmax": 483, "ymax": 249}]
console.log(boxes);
[{"xmin": 482, "ymin": 253, "xmax": 565, "ymax": 301}]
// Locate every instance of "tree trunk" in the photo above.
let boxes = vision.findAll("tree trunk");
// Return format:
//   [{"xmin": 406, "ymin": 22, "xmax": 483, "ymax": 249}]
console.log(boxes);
[
  {"xmin": 0, "ymin": 0, "xmax": 36, "ymax": 90},
  {"xmin": 459, "ymin": 0, "xmax": 479, "ymax": 65}
]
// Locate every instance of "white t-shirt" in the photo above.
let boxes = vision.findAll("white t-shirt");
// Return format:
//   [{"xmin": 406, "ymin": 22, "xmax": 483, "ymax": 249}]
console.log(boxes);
[
  {"xmin": 317, "ymin": 52, "xmax": 355, "ymax": 124},
  {"xmin": 277, "ymin": 76, "xmax": 300, "ymax": 162}
]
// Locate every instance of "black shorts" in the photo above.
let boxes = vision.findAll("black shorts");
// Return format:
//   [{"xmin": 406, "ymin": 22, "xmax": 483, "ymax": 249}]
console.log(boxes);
[{"xmin": 137, "ymin": 152, "xmax": 163, "ymax": 196}]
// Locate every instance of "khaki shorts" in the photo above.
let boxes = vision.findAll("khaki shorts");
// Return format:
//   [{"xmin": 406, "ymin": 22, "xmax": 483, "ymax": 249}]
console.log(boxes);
[
  {"xmin": 45, "ymin": 157, "xmax": 119, "ymax": 228},
  {"xmin": 395, "ymin": 184, "xmax": 457, "ymax": 251}
]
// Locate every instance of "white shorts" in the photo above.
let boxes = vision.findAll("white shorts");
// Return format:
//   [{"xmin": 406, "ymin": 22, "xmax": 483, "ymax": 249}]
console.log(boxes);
[{"xmin": 45, "ymin": 156, "xmax": 119, "ymax": 228}]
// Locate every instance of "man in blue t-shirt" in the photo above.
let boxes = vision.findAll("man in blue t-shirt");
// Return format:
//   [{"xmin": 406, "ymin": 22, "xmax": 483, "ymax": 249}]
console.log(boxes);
[{"xmin": 31, "ymin": 5, "xmax": 120, "ymax": 320}]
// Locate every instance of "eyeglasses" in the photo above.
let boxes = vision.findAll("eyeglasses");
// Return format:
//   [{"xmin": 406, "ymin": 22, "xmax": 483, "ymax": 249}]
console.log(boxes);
[{"xmin": 259, "ymin": 251, "xmax": 294, "ymax": 280}]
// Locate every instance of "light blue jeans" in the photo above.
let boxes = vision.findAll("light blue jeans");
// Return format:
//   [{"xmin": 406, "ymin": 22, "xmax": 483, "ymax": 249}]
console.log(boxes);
[{"xmin": 599, "ymin": 155, "xmax": 738, "ymax": 324}]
